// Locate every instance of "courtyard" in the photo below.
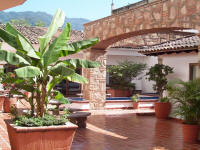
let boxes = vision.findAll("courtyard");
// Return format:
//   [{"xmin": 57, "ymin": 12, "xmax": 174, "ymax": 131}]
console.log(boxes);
[{"xmin": 0, "ymin": 112, "xmax": 200, "ymax": 150}]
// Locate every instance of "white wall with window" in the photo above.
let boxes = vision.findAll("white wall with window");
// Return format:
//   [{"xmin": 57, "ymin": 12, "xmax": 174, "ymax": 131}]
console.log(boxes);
[{"xmin": 160, "ymin": 52, "xmax": 198, "ymax": 82}]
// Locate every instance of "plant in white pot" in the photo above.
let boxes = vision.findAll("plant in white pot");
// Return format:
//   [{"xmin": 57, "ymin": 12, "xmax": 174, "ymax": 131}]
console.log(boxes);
[
  {"xmin": 0, "ymin": 9, "xmax": 100, "ymax": 150},
  {"xmin": 167, "ymin": 79, "xmax": 200, "ymax": 143}
]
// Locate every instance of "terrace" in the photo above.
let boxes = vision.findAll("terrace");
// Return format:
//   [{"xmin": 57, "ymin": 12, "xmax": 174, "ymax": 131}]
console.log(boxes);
[
  {"xmin": 0, "ymin": 112, "xmax": 200, "ymax": 150},
  {"xmin": 0, "ymin": 0, "xmax": 200, "ymax": 150}
]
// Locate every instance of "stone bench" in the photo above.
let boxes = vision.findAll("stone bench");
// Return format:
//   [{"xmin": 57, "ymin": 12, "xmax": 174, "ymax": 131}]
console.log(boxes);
[{"xmin": 68, "ymin": 112, "xmax": 91, "ymax": 128}]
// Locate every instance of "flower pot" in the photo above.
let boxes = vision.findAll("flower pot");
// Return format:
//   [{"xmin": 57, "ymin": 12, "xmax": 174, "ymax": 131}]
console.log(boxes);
[
  {"xmin": 3, "ymin": 97, "xmax": 17, "ymax": 113},
  {"xmin": 5, "ymin": 120, "xmax": 78, "ymax": 150},
  {"xmin": 155, "ymin": 102, "xmax": 171, "ymax": 119},
  {"xmin": 182, "ymin": 124, "xmax": 199, "ymax": 143},
  {"xmin": 0, "ymin": 95, "xmax": 5, "ymax": 112},
  {"xmin": 133, "ymin": 102, "xmax": 139, "ymax": 109},
  {"xmin": 107, "ymin": 89, "xmax": 130, "ymax": 97}
]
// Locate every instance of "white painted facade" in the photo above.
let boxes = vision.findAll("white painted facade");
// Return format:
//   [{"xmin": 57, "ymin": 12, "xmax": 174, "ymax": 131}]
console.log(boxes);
[{"xmin": 160, "ymin": 52, "xmax": 198, "ymax": 82}]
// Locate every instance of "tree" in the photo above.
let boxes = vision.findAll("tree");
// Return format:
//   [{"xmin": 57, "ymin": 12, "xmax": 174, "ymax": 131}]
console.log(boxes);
[
  {"xmin": 107, "ymin": 61, "xmax": 146, "ymax": 90},
  {"xmin": 9, "ymin": 18, "xmax": 30, "ymax": 26},
  {"xmin": 146, "ymin": 64, "xmax": 173, "ymax": 98},
  {"xmin": 0, "ymin": 9, "xmax": 100, "ymax": 117},
  {"xmin": 35, "ymin": 20, "xmax": 45, "ymax": 27}
]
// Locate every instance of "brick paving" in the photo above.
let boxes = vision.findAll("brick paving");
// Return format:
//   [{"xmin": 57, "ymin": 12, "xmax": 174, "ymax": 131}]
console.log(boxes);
[{"xmin": 0, "ymin": 112, "xmax": 200, "ymax": 150}]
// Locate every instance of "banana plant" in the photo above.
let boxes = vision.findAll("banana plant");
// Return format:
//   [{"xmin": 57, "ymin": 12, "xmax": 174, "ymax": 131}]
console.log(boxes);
[{"xmin": 0, "ymin": 9, "xmax": 100, "ymax": 117}]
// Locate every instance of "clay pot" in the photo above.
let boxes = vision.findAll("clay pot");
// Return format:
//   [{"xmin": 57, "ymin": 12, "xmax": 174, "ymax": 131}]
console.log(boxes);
[
  {"xmin": 133, "ymin": 102, "xmax": 139, "ymax": 109},
  {"xmin": 3, "ymin": 97, "xmax": 17, "ymax": 113},
  {"xmin": 155, "ymin": 102, "xmax": 171, "ymax": 119},
  {"xmin": 182, "ymin": 124, "xmax": 199, "ymax": 143},
  {"xmin": 5, "ymin": 120, "xmax": 77, "ymax": 150},
  {"xmin": 0, "ymin": 95, "xmax": 5, "ymax": 111}
]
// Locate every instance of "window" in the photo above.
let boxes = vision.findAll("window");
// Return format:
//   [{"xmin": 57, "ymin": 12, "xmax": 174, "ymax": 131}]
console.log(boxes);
[{"xmin": 189, "ymin": 63, "xmax": 200, "ymax": 80}]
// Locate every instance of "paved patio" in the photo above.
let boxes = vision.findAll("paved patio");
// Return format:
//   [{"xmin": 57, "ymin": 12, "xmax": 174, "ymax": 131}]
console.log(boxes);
[{"xmin": 0, "ymin": 112, "xmax": 200, "ymax": 150}]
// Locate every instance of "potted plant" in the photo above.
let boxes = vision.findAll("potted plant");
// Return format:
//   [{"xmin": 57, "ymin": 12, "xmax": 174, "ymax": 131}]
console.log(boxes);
[
  {"xmin": 146, "ymin": 64, "xmax": 173, "ymax": 119},
  {"xmin": 0, "ymin": 9, "xmax": 100, "ymax": 150},
  {"xmin": 0, "ymin": 72, "xmax": 18, "ymax": 113},
  {"xmin": 167, "ymin": 79, "xmax": 200, "ymax": 143},
  {"xmin": 107, "ymin": 61, "xmax": 146, "ymax": 97},
  {"xmin": 154, "ymin": 97, "xmax": 171, "ymax": 119},
  {"xmin": 131, "ymin": 94, "xmax": 139, "ymax": 109}
]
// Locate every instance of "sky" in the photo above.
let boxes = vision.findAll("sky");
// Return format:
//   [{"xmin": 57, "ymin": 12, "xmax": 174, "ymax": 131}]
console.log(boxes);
[{"xmin": 5, "ymin": 0, "xmax": 141, "ymax": 21}]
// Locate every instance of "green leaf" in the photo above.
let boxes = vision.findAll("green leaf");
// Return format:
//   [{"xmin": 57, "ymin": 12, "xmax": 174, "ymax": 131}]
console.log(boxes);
[
  {"xmin": 38, "ymin": 9, "xmax": 65, "ymax": 54},
  {"xmin": 60, "ymin": 38, "xmax": 99, "ymax": 56},
  {"xmin": 68, "ymin": 59, "xmax": 100, "ymax": 68},
  {"xmin": 5, "ymin": 23, "xmax": 39, "ymax": 59},
  {"xmin": 43, "ymin": 23, "xmax": 71, "ymax": 67},
  {"xmin": 16, "ymin": 34, "xmax": 40, "ymax": 59},
  {"xmin": 54, "ymin": 91, "xmax": 70, "ymax": 104},
  {"xmin": 0, "ymin": 27, "xmax": 19, "ymax": 49},
  {"xmin": 65, "ymin": 73, "xmax": 88, "ymax": 84},
  {"xmin": 48, "ymin": 76, "xmax": 63, "ymax": 94},
  {"xmin": 49, "ymin": 62, "xmax": 74, "ymax": 76},
  {"xmin": 15, "ymin": 66, "xmax": 40, "ymax": 78},
  {"xmin": 0, "ymin": 50, "xmax": 30, "ymax": 65}
]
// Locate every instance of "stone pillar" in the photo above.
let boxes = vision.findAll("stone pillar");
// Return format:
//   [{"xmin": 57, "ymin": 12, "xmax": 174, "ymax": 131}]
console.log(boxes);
[
  {"xmin": 198, "ymin": 34, "xmax": 200, "ymax": 79},
  {"xmin": 82, "ymin": 48, "xmax": 106, "ymax": 110}
]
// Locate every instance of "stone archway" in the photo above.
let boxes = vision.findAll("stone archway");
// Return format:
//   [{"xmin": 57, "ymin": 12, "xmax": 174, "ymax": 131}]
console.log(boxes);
[{"xmin": 83, "ymin": 0, "xmax": 200, "ymax": 109}]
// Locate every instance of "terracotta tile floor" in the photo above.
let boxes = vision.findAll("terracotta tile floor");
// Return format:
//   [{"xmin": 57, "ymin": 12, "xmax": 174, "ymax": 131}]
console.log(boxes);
[{"xmin": 0, "ymin": 113, "xmax": 200, "ymax": 150}]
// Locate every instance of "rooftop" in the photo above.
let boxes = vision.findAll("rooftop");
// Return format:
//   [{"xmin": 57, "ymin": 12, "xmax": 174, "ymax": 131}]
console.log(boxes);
[
  {"xmin": 0, "ymin": 24, "xmax": 84, "ymax": 44},
  {"xmin": 139, "ymin": 35, "xmax": 199, "ymax": 56}
]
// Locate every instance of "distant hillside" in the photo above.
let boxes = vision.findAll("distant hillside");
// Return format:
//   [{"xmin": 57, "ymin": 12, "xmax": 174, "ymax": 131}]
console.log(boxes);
[{"xmin": 0, "ymin": 11, "xmax": 90, "ymax": 30}]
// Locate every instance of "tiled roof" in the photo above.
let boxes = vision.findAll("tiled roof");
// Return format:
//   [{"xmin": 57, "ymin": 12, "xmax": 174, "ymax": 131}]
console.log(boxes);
[
  {"xmin": 139, "ymin": 35, "xmax": 199, "ymax": 56},
  {"xmin": 0, "ymin": 24, "xmax": 84, "ymax": 44}
]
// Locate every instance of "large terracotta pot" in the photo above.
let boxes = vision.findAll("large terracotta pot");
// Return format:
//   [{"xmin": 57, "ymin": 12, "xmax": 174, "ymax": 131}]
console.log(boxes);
[
  {"xmin": 155, "ymin": 102, "xmax": 171, "ymax": 119},
  {"xmin": 5, "ymin": 120, "xmax": 77, "ymax": 150},
  {"xmin": 182, "ymin": 124, "xmax": 199, "ymax": 143},
  {"xmin": 107, "ymin": 89, "xmax": 130, "ymax": 97},
  {"xmin": 133, "ymin": 102, "xmax": 139, "ymax": 109},
  {"xmin": 0, "ymin": 95, "xmax": 5, "ymax": 111},
  {"xmin": 3, "ymin": 97, "xmax": 17, "ymax": 113}
]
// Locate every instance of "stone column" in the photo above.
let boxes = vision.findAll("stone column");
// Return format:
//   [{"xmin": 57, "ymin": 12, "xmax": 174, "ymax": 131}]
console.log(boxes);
[
  {"xmin": 82, "ymin": 48, "xmax": 106, "ymax": 110},
  {"xmin": 198, "ymin": 34, "xmax": 200, "ymax": 78}
]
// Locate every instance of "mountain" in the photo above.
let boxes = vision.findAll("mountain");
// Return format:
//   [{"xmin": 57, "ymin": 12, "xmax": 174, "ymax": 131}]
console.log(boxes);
[{"xmin": 0, "ymin": 11, "xmax": 90, "ymax": 30}]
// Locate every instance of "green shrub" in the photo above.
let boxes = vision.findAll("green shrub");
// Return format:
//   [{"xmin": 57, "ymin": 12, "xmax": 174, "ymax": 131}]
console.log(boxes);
[
  {"xmin": 131, "ymin": 94, "xmax": 139, "ymax": 102},
  {"xmin": 167, "ymin": 79, "xmax": 200, "ymax": 124},
  {"xmin": 159, "ymin": 97, "xmax": 169, "ymax": 103},
  {"xmin": 107, "ymin": 61, "xmax": 146, "ymax": 90},
  {"xmin": 146, "ymin": 64, "xmax": 173, "ymax": 98},
  {"xmin": 14, "ymin": 114, "xmax": 69, "ymax": 127}
]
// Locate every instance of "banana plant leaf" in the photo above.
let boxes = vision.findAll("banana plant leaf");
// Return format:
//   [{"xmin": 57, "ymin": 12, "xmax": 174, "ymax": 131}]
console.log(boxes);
[
  {"xmin": 15, "ymin": 66, "xmax": 40, "ymax": 78},
  {"xmin": 38, "ymin": 9, "xmax": 65, "ymax": 54},
  {"xmin": 43, "ymin": 23, "xmax": 71, "ymax": 67},
  {"xmin": 65, "ymin": 72, "xmax": 88, "ymax": 84},
  {"xmin": 6, "ymin": 23, "xmax": 39, "ymax": 60},
  {"xmin": 0, "ymin": 50, "xmax": 30, "ymax": 65},
  {"xmin": 67, "ymin": 59, "xmax": 100, "ymax": 68},
  {"xmin": 60, "ymin": 38, "xmax": 99, "ymax": 56},
  {"xmin": 49, "ymin": 62, "xmax": 74, "ymax": 77},
  {"xmin": 54, "ymin": 91, "xmax": 70, "ymax": 104},
  {"xmin": 0, "ymin": 28, "xmax": 19, "ymax": 50}
]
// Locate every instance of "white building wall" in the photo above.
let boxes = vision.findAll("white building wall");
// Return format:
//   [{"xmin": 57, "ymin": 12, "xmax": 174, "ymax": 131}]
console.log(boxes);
[{"xmin": 160, "ymin": 52, "xmax": 198, "ymax": 82}]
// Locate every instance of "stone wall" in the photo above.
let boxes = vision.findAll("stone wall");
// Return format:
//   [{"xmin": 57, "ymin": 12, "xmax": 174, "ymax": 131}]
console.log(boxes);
[{"xmin": 82, "ymin": 49, "xmax": 106, "ymax": 110}]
